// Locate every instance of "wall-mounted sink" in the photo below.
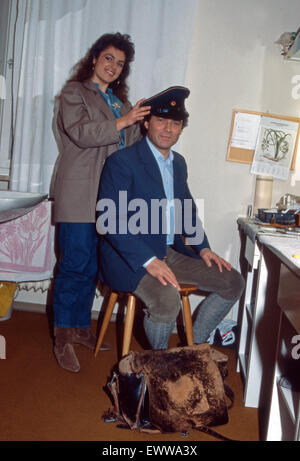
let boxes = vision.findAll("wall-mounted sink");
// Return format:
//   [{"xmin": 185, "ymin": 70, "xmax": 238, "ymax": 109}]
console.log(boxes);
[{"xmin": 0, "ymin": 191, "xmax": 48, "ymax": 223}]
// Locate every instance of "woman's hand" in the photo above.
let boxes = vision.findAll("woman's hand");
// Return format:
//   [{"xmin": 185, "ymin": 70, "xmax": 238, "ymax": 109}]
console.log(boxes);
[
  {"xmin": 116, "ymin": 98, "xmax": 151, "ymax": 131},
  {"xmin": 200, "ymin": 248, "xmax": 232, "ymax": 272}
]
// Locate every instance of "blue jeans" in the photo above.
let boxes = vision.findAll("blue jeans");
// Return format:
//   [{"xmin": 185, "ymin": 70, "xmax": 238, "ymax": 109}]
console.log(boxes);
[
  {"xmin": 53, "ymin": 223, "xmax": 98, "ymax": 328},
  {"xmin": 143, "ymin": 293, "xmax": 236, "ymax": 349}
]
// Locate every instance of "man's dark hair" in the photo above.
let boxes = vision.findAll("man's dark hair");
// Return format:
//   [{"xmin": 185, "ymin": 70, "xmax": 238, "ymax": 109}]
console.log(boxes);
[{"xmin": 141, "ymin": 112, "xmax": 189, "ymax": 136}]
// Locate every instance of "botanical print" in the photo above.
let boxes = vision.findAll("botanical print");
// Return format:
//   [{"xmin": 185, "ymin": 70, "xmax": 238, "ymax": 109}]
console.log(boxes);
[
  {"xmin": 251, "ymin": 116, "xmax": 298, "ymax": 180},
  {"xmin": 260, "ymin": 128, "xmax": 292, "ymax": 164}
]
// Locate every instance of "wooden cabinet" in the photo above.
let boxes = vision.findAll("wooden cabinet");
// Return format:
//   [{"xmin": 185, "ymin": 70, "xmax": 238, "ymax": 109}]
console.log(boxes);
[
  {"xmin": 237, "ymin": 218, "xmax": 300, "ymax": 440},
  {"xmin": 237, "ymin": 232, "xmax": 281, "ymax": 412},
  {"xmin": 266, "ymin": 263, "xmax": 300, "ymax": 441}
]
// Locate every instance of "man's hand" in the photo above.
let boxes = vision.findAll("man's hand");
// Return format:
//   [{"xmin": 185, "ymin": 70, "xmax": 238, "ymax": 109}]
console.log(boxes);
[
  {"xmin": 146, "ymin": 258, "xmax": 180, "ymax": 290},
  {"xmin": 200, "ymin": 248, "xmax": 232, "ymax": 272}
]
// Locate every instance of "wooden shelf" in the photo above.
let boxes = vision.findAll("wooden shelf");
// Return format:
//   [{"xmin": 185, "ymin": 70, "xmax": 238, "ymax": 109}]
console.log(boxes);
[
  {"xmin": 238, "ymin": 218, "xmax": 300, "ymax": 439},
  {"xmin": 278, "ymin": 264, "xmax": 300, "ymax": 334}
]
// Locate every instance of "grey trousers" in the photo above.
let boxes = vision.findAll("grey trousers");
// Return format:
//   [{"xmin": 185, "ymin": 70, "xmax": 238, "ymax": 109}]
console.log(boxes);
[{"xmin": 133, "ymin": 246, "xmax": 245, "ymax": 349}]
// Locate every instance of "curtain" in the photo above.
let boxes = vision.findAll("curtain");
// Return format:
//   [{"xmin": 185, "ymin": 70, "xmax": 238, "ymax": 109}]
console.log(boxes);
[{"xmin": 10, "ymin": 0, "xmax": 198, "ymax": 194}]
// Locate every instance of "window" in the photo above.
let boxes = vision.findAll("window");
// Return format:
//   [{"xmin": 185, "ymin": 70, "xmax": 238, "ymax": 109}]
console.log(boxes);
[{"xmin": 0, "ymin": 0, "xmax": 14, "ymax": 183}]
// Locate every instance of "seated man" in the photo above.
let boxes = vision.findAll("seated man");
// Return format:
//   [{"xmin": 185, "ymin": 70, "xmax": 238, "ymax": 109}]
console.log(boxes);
[{"xmin": 96, "ymin": 86, "xmax": 244, "ymax": 350}]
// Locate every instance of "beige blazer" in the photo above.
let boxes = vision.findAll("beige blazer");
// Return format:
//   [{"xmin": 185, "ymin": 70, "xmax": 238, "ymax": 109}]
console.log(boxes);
[{"xmin": 51, "ymin": 79, "xmax": 141, "ymax": 223}]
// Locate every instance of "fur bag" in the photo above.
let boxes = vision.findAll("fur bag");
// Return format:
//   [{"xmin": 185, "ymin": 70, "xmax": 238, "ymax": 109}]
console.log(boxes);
[{"xmin": 103, "ymin": 344, "xmax": 234, "ymax": 440}]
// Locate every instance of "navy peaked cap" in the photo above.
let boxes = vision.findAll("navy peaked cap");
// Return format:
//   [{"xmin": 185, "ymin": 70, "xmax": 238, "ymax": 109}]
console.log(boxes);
[{"xmin": 141, "ymin": 86, "xmax": 190, "ymax": 120}]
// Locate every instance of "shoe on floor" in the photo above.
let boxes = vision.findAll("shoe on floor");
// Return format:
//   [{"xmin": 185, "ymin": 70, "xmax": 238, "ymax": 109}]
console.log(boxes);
[
  {"xmin": 54, "ymin": 327, "xmax": 80, "ymax": 373},
  {"xmin": 73, "ymin": 328, "xmax": 111, "ymax": 351}
]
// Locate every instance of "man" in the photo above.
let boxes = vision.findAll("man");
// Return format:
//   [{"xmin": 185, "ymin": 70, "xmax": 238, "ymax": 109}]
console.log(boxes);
[{"xmin": 97, "ymin": 86, "xmax": 244, "ymax": 350}]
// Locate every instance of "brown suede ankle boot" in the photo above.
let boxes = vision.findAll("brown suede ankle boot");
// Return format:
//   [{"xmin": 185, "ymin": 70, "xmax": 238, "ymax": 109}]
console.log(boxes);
[
  {"xmin": 53, "ymin": 327, "xmax": 80, "ymax": 373},
  {"xmin": 73, "ymin": 328, "xmax": 111, "ymax": 351}
]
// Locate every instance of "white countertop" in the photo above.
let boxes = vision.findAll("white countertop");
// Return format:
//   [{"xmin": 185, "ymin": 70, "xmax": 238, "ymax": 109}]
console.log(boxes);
[
  {"xmin": 237, "ymin": 217, "xmax": 300, "ymax": 278},
  {"xmin": 258, "ymin": 234, "xmax": 300, "ymax": 279}
]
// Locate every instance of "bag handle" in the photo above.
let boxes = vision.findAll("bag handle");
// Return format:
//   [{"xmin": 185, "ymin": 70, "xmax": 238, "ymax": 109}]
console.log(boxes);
[
  {"xmin": 193, "ymin": 382, "xmax": 236, "ymax": 442},
  {"xmin": 194, "ymin": 426, "xmax": 238, "ymax": 442}
]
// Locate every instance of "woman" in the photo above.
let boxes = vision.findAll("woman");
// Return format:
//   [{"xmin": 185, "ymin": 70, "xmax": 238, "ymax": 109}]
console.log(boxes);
[{"xmin": 52, "ymin": 33, "xmax": 150, "ymax": 372}]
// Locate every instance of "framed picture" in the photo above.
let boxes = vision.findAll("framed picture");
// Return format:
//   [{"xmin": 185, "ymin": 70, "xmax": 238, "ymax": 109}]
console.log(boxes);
[{"xmin": 226, "ymin": 109, "xmax": 300, "ymax": 171}]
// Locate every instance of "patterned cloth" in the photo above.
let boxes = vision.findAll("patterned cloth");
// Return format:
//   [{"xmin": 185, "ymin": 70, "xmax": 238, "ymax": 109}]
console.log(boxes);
[{"xmin": 0, "ymin": 201, "xmax": 54, "ymax": 281}]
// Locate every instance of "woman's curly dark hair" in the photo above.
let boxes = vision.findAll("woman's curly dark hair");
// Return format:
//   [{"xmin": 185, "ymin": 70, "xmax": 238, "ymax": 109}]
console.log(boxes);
[{"xmin": 67, "ymin": 32, "xmax": 135, "ymax": 102}]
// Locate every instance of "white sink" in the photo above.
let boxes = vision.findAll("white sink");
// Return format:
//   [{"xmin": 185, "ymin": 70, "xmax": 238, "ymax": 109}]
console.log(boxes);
[{"xmin": 0, "ymin": 191, "xmax": 48, "ymax": 223}]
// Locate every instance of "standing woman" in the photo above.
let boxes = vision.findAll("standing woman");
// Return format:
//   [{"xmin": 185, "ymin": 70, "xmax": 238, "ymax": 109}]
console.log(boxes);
[{"xmin": 52, "ymin": 33, "xmax": 150, "ymax": 372}]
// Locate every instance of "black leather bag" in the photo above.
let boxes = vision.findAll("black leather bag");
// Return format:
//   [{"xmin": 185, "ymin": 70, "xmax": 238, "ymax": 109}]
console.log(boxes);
[{"xmin": 103, "ymin": 344, "xmax": 234, "ymax": 440}]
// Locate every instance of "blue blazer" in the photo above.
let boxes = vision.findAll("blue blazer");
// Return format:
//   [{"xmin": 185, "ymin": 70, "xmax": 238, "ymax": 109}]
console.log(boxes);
[{"xmin": 97, "ymin": 137, "xmax": 210, "ymax": 292}]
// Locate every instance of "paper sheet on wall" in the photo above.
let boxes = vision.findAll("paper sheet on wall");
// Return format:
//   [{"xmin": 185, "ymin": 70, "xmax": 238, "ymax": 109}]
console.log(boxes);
[
  {"xmin": 231, "ymin": 112, "xmax": 261, "ymax": 149},
  {"xmin": 251, "ymin": 117, "xmax": 298, "ymax": 181}
]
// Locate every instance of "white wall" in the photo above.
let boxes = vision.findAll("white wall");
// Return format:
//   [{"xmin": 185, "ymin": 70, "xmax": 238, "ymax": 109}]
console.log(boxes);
[
  {"xmin": 15, "ymin": 0, "xmax": 300, "ymax": 318},
  {"xmin": 181, "ymin": 0, "xmax": 300, "ymax": 269}
]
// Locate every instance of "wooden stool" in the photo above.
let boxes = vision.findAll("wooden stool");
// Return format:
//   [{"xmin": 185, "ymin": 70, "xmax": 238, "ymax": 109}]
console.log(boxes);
[{"xmin": 94, "ymin": 283, "xmax": 198, "ymax": 357}]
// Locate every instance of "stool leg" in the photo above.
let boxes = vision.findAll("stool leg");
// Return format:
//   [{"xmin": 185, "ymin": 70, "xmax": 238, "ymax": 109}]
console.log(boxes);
[
  {"xmin": 122, "ymin": 295, "xmax": 136, "ymax": 357},
  {"xmin": 181, "ymin": 295, "xmax": 194, "ymax": 346},
  {"xmin": 94, "ymin": 291, "xmax": 118, "ymax": 357}
]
